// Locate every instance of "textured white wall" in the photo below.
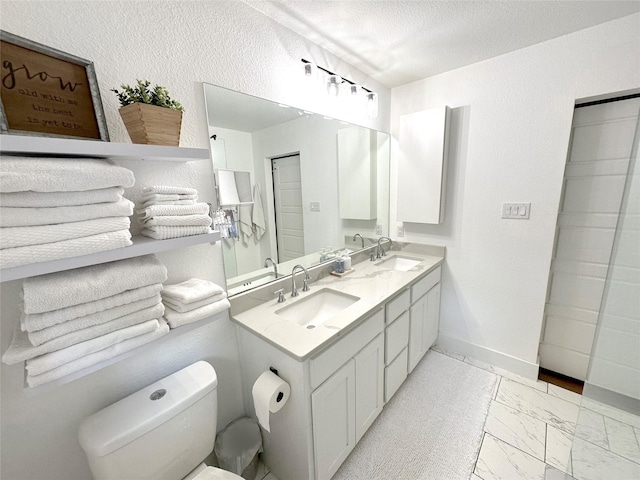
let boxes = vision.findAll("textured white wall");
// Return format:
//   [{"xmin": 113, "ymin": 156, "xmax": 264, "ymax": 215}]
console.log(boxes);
[
  {"xmin": 391, "ymin": 13, "xmax": 640, "ymax": 376},
  {"xmin": 0, "ymin": 1, "xmax": 389, "ymax": 479}
]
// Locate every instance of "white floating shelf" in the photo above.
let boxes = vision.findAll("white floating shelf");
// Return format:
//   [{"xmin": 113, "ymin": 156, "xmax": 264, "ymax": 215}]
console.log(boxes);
[
  {"xmin": 0, "ymin": 231, "xmax": 221, "ymax": 282},
  {"xmin": 0, "ymin": 134, "xmax": 210, "ymax": 162}
]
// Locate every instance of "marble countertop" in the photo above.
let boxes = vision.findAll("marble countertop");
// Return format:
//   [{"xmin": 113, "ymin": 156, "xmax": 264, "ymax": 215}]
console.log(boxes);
[{"xmin": 231, "ymin": 246, "xmax": 444, "ymax": 361}]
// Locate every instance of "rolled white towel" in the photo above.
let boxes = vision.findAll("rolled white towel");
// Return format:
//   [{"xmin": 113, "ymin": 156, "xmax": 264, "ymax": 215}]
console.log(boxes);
[
  {"xmin": 21, "ymin": 284, "xmax": 163, "ymax": 332},
  {"xmin": 141, "ymin": 225, "xmax": 211, "ymax": 240},
  {"xmin": 0, "ymin": 217, "xmax": 130, "ymax": 249},
  {"xmin": 162, "ymin": 291, "xmax": 227, "ymax": 313},
  {"xmin": 0, "ymin": 198, "xmax": 134, "ymax": 227},
  {"xmin": 142, "ymin": 186, "xmax": 198, "ymax": 196},
  {"xmin": 162, "ymin": 278, "xmax": 225, "ymax": 304},
  {"xmin": 26, "ymin": 319, "xmax": 170, "ymax": 387},
  {"xmin": 0, "ymin": 157, "xmax": 135, "ymax": 193},
  {"xmin": 137, "ymin": 203, "xmax": 210, "ymax": 219},
  {"xmin": 164, "ymin": 298, "xmax": 230, "ymax": 329},
  {"xmin": 2, "ymin": 303, "xmax": 164, "ymax": 364},
  {"xmin": 0, "ymin": 229, "xmax": 133, "ymax": 269},
  {"xmin": 138, "ymin": 214, "xmax": 212, "ymax": 227},
  {"xmin": 0, "ymin": 187, "xmax": 124, "ymax": 207},
  {"xmin": 27, "ymin": 294, "xmax": 162, "ymax": 346},
  {"xmin": 26, "ymin": 319, "xmax": 161, "ymax": 376},
  {"xmin": 22, "ymin": 255, "xmax": 167, "ymax": 314}
]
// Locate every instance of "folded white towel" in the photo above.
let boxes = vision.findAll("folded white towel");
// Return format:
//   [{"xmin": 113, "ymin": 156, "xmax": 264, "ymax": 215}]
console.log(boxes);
[
  {"xmin": 21, "ymin": 283, "xmax": 163, "ymax": 333},
  {"xmin": 0, "ymin": 198, "xmax": 134, "ymax": 227},
  {"xmin": 141, "ymin": 225, "xmax": 211, "ymax": 240},
  {"xmin": 0, "ymin": 217, "xmax": 130, "ymax": 249},
  {"xmin": 140, "ymin": 198, "xmax": 196, "ymax": 209},
  {"xmin": 138, "ymin": 214, "xmax": 212, "ymax": 227},
  {"xmin": 26, "ymin": 319, "xmax": 160, "ymax": 376},
  {"xmin": 164, "ymin": 298, "xmax": 230, "ymax": 328},
  {"xmin": 162, "ymin": 278, "xmax": 225, "ymax": 304},
  {"xmin": 162, "ymin": 291, "xmax": 227, "ymax": 313},
  {"xmin": 27, "ymin": 294, "xmax": 162, "ymax": 346},
  {"xmin": 0, "ymin": 157, "xmax": 135, "ymax": 193},
  {"xmin": 0, "ymin": 229, "xmax": 133, "ymax": 269},
  {"xmin": 26, "ymin": 319, "xmax": 169, "ymax": 387},
  {"xmin": 142, "ymin": 186, "xmax": 198, "ymax": 196},
  {"xmin": 137, "ymin": 203, "xmax": 210, "ymax": 219},
  {"xmin": 2, "ymin": 303, "xmax": 164, "ymax": 364},
  {"xmin": 0, "ymin": 187, "xmax": 124, "ymax": 207},
  {"xmin": 22, "ymin": 255, "xmax": 167, "ymax": 314}
]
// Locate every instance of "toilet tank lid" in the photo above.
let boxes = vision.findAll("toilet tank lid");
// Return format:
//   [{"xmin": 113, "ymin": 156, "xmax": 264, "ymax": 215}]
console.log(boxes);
[{"xmin": 78, "ymin": 361, "xmax": 217, "ymax": 457}]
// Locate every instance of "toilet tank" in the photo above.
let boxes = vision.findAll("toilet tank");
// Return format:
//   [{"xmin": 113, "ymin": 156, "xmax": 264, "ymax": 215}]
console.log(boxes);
[{"xmin": 79, "ymin": 361, "xmax": 218, "ymax": 480}]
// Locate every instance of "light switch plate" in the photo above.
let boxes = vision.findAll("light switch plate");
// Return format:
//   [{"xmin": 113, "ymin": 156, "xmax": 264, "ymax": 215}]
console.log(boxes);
[
  {"xmin": 502, "ymin": 202, "xmax": 531, "ymax": 219},
  {"xmin": 397, "ymin": 225, "xmax": 405, "ymax": 237},
  {"xmin": 375, "ymin": 224, "xmax": 382, "ymax": 235},
  {"xmin": 310, "ymin": 201, "xmax": 320, "ymax": 212}
]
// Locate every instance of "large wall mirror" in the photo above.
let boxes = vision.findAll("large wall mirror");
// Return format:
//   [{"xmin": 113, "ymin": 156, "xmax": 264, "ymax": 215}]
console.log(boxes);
[{"xmin": 203, "ymin": 83, "xmax": 390, "ymax": 296}]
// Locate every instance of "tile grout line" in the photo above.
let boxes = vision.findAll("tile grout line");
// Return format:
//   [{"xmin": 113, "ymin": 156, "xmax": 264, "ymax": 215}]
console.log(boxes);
[{"xmin": 482, "ymin": 431, "xmax": 548, "ymax": 468}]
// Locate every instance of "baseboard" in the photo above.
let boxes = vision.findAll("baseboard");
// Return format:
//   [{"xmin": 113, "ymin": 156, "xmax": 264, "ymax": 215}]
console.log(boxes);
[
  {"xmin": 437, "ymin": 333, "xmax": 540, "ymax": 380},
  {"xmin": 583, "ymin": 382, "xmax": 640, "ymax": 416}
]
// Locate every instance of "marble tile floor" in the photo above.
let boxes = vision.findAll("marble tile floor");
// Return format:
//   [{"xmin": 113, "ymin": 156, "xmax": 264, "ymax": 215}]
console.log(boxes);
[{"xmin": 253, "ymin": 345, "xmax": 640, "ymax": 480}]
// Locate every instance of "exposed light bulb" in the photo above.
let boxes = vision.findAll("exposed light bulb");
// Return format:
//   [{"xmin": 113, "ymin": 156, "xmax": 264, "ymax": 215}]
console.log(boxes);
[
  {"xmin": 303, "ymin": 62, "xmax": 316, "ymax": 77},
  {"xmin": 326, "ymin": 75, "xmax": 341, "ymax": 97}
]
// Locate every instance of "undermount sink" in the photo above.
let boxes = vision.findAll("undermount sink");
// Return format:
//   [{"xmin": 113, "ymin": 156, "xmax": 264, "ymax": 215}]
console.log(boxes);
[
  {"xmin": 375, "ymin": 254, "xmax": 422, "ymax": 272},
  {"xmin": 275, "ymin": 288, "xmax": 360, "ymax": 329}
]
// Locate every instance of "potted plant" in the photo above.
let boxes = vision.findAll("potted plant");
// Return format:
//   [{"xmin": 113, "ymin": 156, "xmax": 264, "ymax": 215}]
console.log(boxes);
[{"xmin": 112, "ymin": 80, "xmax": 184, "ymax": 146}]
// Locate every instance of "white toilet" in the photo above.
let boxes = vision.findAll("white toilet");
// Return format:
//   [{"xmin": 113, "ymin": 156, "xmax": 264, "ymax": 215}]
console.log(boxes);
[{"xmin": 78, "ymin": 361, "xmax": 244, "ymax": 480}]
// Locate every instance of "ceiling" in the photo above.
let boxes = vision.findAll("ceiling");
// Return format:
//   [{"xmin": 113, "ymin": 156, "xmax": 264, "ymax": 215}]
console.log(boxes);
[{"xmin": 244, "ymin": 0, "xmax": 640, "ymax": 88}]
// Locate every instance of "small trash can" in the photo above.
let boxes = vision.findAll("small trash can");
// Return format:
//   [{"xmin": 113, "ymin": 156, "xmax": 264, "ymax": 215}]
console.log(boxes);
[{"xmin": 214, "ymin": 417, "xmax": 263, "ymax": 480}]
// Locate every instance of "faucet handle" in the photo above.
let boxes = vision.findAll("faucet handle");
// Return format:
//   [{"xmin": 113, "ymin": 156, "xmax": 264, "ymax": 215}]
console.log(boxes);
[
  {"xmin": 302, "ymin": 277, "xmax": 311, "ymax": 292},
  {"xmin": 370, "ymin": 252, "xmax": 376, "ymax": 262},
  {"xmin": 274, "ymin": 289, "xmax": 286, "ymax": 303}
]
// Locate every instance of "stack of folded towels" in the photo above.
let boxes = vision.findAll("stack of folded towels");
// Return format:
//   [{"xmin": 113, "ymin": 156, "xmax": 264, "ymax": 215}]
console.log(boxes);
[
  {"xmin": 0, "ymin": 157, "xmax": 136, "ymax": 269},
  {"xmin": 137, "ymin": 186, "xmax": 212, "ymax": 240},
  {"xmin": 161, "ymin": 278, "xmax": 230, "ymax": 329},
  {"xmin": 1, "ymin": 255, "xmax": 169, "ymax": 387}
]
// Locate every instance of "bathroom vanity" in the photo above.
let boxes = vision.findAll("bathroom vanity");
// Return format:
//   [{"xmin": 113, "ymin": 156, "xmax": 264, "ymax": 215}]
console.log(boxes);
[{"xmin": 230, "ymin": 245, "xmax": 444, "ymax": 480}]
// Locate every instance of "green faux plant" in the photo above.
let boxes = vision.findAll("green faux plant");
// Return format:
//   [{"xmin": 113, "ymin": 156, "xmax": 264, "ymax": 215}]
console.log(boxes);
[{"xmin": 111, "ymin": 80, "xmax": 184, "ymax": 112}]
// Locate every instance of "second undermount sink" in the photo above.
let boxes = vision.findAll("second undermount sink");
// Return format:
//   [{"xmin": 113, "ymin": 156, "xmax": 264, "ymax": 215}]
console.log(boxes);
[
  {"xmin": 275, "ymin": 288, "xmax": 360, "ymax": 329},
  {"xmin": 375, "ymin": 254, "xmax": 423, "ymax": 272}
]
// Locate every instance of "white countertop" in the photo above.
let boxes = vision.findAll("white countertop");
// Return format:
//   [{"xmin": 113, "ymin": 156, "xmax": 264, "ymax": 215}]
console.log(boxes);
[{"xmin": 231, "ymin": 249, "xmax": 444, "ymax": 361}]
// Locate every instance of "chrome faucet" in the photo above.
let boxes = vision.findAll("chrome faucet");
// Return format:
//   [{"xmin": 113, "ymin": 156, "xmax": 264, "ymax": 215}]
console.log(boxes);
[
  {"xmin": 291, "ymin": 264, "xmax": 311, "ymax": 297},
  {"xmin": 264, "ymin": 257, "xmax": 278, "ymax": 277},
  {"xmin": 353, "ymin": 233, "xmax": 365, "ymax": 249},
  {"xmin": 376, "ymin": 236, "xmax": 392, "ymax": 259}
]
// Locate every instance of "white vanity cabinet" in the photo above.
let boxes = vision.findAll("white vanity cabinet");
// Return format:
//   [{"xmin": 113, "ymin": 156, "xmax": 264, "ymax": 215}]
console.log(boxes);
[
  {"xmin": 384, "ymin": 289, "xmax": 411, "ymax": 401},
  {"xmin": 408, "ymin": 266, "xmax": 442, "ymax": 372}
]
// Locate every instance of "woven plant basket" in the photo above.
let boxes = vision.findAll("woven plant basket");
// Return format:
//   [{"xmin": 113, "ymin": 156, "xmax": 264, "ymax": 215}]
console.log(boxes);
[{"xmin": 118, "ymin": 103, "xmax": 183, "ymax": 146}]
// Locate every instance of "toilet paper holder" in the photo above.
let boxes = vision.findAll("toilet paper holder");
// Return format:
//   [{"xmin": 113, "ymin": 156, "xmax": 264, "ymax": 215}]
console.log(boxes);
[{"xmin": 269, "ymin": 367, "xmax": 284, "ymax": 402}]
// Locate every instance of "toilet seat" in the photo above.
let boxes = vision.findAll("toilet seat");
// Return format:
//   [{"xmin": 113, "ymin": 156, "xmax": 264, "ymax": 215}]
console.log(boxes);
[{"xmin": 192, "ymin": 466, "xmax": 244, "ymax": 480}]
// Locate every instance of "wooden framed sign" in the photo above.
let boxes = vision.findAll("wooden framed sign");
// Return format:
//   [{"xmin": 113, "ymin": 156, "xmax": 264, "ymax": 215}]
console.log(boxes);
[{"xmin": 0, "ymin": 31, "xmax": 109, "ymax": 140}]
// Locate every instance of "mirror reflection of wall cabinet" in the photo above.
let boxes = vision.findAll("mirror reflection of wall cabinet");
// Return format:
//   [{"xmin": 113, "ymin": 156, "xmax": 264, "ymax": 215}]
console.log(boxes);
[
  {"xmin": 397, "ymin": 106, "xmax": 451, "ymax": 225},
  {"xmin": 216, "ymin": 169, "xmax": 253, "ymax": 207},
  {"xmin": 338, "ymin": 127, "xmax": 377, "ymax": 220}
]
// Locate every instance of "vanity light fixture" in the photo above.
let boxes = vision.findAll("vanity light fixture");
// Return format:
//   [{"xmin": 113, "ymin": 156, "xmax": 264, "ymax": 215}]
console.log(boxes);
[{"xmin": 301, "ymin": 58, "xmax": 377, "ymax": 117}]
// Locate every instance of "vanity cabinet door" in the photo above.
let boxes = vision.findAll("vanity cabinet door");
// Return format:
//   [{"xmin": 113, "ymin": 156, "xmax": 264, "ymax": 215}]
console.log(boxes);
[
  {"xmin": 355, "ymin": 334, "xmax": 384, "ymax": 441},
  {"xmin": 312, "ymin": 360, "xmax": 356, "ymax": 480},
  {"xmin": 408, "ymin": 293, "xmax": 428, "ymax": 373},
  {"xmin": 423, "ymin": 284, "xmax": 441, "ymax": 351}
]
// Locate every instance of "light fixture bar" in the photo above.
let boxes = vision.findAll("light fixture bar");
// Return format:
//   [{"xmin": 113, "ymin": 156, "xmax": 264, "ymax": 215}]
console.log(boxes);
[{"xmin": 301, "ymin": 58, "xmax": 373, "ymax": 93}]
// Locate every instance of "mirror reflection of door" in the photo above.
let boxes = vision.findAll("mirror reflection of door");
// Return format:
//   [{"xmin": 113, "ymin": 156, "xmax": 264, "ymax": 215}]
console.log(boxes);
[{"xmin": 271, "ymin": 155, "xmax": 304, "ymax": 263}]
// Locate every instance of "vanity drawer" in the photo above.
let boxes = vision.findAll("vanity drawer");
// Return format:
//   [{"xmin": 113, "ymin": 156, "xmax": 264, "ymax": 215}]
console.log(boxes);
[
  {"xmin": 385, "ymin": 289, "xmax": 410, "ymax": 324},
  {"xmin": 310, "ymin": 308, "xmax": 384, "ymax": 390},
  {"xmin": 411, "ymin": 266, "xmax": 441, "ymax": 302},
  {"xmin": 385, "ymin": 311, "xmax": 409, "ymax": 364},
  {"xmin": 384, "ymin": 347, "xmax": 408, "ymax": 402}
]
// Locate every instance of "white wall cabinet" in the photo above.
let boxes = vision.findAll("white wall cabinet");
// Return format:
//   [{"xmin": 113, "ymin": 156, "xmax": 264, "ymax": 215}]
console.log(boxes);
[
  {"xmin": 397, "ymin": 107, "xmax": 450, "ymax": 225},
  {"xmin": 235, "ymin": 265, "xmax": 442, "ymax": 480},
  {"xmin": 338, "ymin": 127, "xmax": 377, "ymax": 220}
]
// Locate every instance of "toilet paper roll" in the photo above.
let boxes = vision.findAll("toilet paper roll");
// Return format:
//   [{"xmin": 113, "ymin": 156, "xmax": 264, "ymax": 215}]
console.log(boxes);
[{"xmin": 252, "ymin": 370, "xmax": 290, "ymax": 433}]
